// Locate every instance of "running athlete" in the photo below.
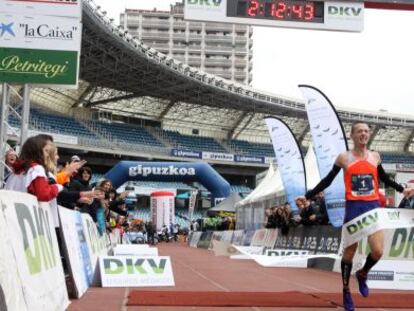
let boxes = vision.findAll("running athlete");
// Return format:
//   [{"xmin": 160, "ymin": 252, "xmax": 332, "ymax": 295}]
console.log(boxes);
[{"xmin": 296, "ymin": 121, "xmax": 412, "ymax": 311}]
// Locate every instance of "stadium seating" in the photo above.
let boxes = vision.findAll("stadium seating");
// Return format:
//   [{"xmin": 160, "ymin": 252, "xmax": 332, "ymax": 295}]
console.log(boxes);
[
  {"xmin": 95, "ymin": 121, "xmax": 164, "ymax": 148},
  {"xmin": 175, "ymin": 207, "xmax": 203, "ymax": 225},
  {"xmin": 129, "ymin": 209, "xmax": 151, "ymax": 222},
  {"xmin": 30, "ymin": 108, "xmax": 98, "ymax": 139},
  {"xmin": 20, "ymin": 107, "xmax": 414, "ymax": 166},
  {"xmin": 229, "ymin": 139, "xmax": 274, "ymax": 157},
  {"xmin": 382, "ymin": 153, "xmax": 414, "ymax": 164},
  {"xmin": 11, "ymin": 107, "xmax": 167, "ymax": 149},
  {"xmin": 230, "ymin": 185, "xmax": 252, "ymax": 193},
  {"xmin": 8, "ymin": 113, "xmax": 21, "ymax": 128},
  {"xmin": 90, "ymin": 174, "xmax": 105, "ymax": 185},
  {"xmin": 163, "ymin": 129, "xmax": 228, "ymax": 153}
]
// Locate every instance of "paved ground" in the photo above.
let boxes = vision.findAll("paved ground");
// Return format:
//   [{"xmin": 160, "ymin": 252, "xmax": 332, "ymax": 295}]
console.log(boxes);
[{"xmin": 69, "ymin": 243, "xmax": 413, "ymax": 311}]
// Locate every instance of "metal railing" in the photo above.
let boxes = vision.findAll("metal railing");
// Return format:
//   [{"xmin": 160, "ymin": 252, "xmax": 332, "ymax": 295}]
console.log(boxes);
[
  {"xmin": 173, "ymin": 22, "xmax": 186, "ymax": 29},
  {"xmin": 205, "ymin": 59, "xmax": 232, "ymax": 67},
  {"xmin": 188, "ymin": 35, "xmax": 202, "ymax": 41},
  {"xmin": 204, "ymin": 46, "xmax": 233, "ymax": 52},
  {"xmin": 204, "ymin": 24, "xmax": 233, "ymax": 32},
  {"xmin": 172, "ymin": 33, "xmax": 186, "ymax": 40},
  {"xmin": 141, "ymin": 21, "xmax": 170, "ymax": 29},
  {"xmin": 204, "ymin": 35, "xmax": 233, "ymax": 42},
  {"xmin": 141, "ymin": 32, "xmax": 170, "ymax": 39}
]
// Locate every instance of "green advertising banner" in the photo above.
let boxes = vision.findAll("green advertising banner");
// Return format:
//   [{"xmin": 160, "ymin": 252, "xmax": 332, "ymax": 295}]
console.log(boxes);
[{"xmin": 0, "ymin": 47, "xmax": 78, "ymax": 86}]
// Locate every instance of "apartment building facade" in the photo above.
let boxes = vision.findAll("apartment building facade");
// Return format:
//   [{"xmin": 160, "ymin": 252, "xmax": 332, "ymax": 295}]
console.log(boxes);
[{"xmin": 120, "ymin": 1, "xmax": 253, "ymax": 85}]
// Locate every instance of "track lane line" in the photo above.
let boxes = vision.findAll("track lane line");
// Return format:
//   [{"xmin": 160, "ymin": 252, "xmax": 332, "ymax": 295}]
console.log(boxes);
[{"xmin": 174, "ymin": 257, "xmax": 231, "ymax": 292}]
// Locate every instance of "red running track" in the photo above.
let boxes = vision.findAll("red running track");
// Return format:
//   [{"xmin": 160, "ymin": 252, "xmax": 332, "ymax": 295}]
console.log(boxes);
[{"xmin": 68, "ymin": 242, "xmax": 413, "ymax": 311}]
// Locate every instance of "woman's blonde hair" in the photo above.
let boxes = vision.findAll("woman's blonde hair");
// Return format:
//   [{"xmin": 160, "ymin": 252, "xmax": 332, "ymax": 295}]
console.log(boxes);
[{"xmin": 45, "ymin": 143, "xmax": 58, "ymax": 175}]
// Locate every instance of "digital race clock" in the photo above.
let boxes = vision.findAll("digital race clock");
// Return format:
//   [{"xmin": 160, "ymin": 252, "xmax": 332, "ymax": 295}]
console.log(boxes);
[
  {"xmin": 184, "ymin": 0, "xmax": 364, "ymax": 32},
  {"xmin": 227, "ymin": 0, "xmax": 324, "ymax": 23}
]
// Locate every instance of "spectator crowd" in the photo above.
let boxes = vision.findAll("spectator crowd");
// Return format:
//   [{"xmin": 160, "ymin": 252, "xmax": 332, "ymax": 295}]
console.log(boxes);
[
  {"xmin": 2, "ymin": 135, "xmax": 129, "ymax": 239},
  {"xmin": 3, "ymin": 134, "xmax": 414, "ymax": 242},
  {"xmin": 2, "ymin": 135, "xmax": 198, "ymax": 247}
]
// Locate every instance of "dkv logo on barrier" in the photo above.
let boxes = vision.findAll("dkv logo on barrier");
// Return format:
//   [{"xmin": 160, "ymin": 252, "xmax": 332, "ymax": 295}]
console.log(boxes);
[
  {"xmin": 15, "ymin": 203, "xmax": 57, "ymax": 275},
  {"xmin": 389, "ymin": 228, "xmax": 414, "ymax": 259},
  {"xmin": 100, "ymin": 256, "xmax": 175, "ymax": 287},
  {"xmin": 104, "ymin": 258, "xmax": 167, "ymax": 275},
  {"xmin": 357, "ymin": 227, "xmax": 414, "ymax": 259}
]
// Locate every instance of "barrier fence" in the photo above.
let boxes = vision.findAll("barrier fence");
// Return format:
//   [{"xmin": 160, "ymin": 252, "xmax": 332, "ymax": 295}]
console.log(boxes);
[
  {"xmin": 0, "ymin": 191, "xmax": 70, "ymax": 311},
  {"xmin": 2, "ymin": 189, "xmax": 414, "ymax": 310},
  {"xmin": 0, "ymin": 190, "xmax": 122, "ymax": 310},
  {"xmin": 188, "ymin": 218, "xmax": 414, "ymax": 290}
]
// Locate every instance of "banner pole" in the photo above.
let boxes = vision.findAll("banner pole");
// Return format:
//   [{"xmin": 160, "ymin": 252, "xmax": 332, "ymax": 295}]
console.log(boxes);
[
  {"xmin": 20, "ymin": 84, "xmax": 31, "ymax": 146},
  {"xmin": 0, "ymin": 83, "xmax": 9, "ymax": 186}
]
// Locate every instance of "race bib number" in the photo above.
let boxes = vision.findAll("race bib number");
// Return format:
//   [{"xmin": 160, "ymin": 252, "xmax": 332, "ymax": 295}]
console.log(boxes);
[{"xmin": 351, "ymin": 174, "xmax": 374, "ymax": 196}]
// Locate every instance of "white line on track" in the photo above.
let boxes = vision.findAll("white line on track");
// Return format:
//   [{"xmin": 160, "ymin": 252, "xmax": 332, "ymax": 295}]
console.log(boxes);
[
  {"xmin": 121, "ymin": 287, "xmax": 129, "ymax": 311},
  {"xmin": 174, "ymin": 258, "xmax": 231, "ymax": 292}
]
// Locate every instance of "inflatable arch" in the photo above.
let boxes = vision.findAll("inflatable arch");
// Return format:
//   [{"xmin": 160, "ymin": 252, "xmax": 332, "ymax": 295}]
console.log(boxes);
[{"xmin": 104, "ymin": 161, "xmax": 231, "ymax": 204}]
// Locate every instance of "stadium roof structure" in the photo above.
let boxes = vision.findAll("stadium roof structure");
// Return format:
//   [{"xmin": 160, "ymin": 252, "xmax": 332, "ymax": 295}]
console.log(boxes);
[{"xmin": 29, "ymin": 0, "xmax": 414, "ymax": 153}]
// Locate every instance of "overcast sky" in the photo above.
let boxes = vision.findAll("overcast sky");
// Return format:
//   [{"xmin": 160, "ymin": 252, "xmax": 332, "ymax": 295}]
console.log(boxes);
[{"xmin": 93, "ymin": 0, "xmax": 414, "ymax": 116}]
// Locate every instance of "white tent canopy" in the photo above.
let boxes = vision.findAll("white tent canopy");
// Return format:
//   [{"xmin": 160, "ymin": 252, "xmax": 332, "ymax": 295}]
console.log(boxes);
[
  {"xmin": 208, "ymin": 192, "xmax": 243, "ymax": 213},
  {"xmin": 236, "ymin": 144, "xmax": 320, "ymax": 208},
  {"xmin": 249, "ymin": 166, "xmax": 284, "ymax": 204}
]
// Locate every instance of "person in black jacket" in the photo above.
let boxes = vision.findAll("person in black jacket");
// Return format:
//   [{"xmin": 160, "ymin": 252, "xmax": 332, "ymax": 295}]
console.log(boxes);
[
  {"xmin": 65, "ymin": 166, "xmax": 93, "ymax": 212},
  {"xmin": 296, "ymin": 200, "xmax": 317, "ymax": 226},
  {"xmin": 277, "ymin": 203, "xmax": 295, "ymax": 235},
  {"xmin": 398, "ymin": 196, "xmax": 414, "ymax": 209},
  {"xmin": 265, "ymin": 207, "xmax": 278, "ymax": 228},
  {"xmin": 68, "ymin": 166, "xmax": 93, "ymax": 192},
  {"xmin": 311, "ymin": 192, "xmax": 330, "ymax": 225},
  {"xmin": 97, "ymin": 179, "xmax": 129, "ymax": 218}
]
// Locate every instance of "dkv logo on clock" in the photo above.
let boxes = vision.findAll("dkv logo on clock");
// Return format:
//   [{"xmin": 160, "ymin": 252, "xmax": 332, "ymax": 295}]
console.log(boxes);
[{"xmin": 187, "ymin": 0, "xmax": 222, "ymax": 7}]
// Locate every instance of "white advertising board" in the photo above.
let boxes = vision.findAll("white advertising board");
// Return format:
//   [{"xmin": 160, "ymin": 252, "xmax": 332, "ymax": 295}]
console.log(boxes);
[
  {"xmin": 0, "ymin": 0, "xmax": 82, "ymax": 18},
  {"xmin": 100, "ymin": 256, "xmax": 175, "ymax": 287},
  {"xmin": 368, "ymin": 260, "xmax": 414, "ymax": 290},
  {"xmin": 0, "ymin": 191, "xmax": 69, "ymax": 311},
  {"xmin": 265, "ymin": 249, "xmax": 310, "ymax": 257},
  {"xmin": 81, "ymin": 214, "xmax": 108, "ymax": 285},
  {"xmin": 0, "ymin": 194, "xmax": 27, "ymax": 311},
  {"xmin": 0, "ymin": 13, "xmax": 82, "ymax": 51},
  {"xmin": 202, "ymin": 151, "xmax": 234, "ymax": 162},
  {"xmin": 114, "ymin": 245, "xmax": 158, "ymax": 257},
  {"xmin": 59, "ymin": 207, "xmax": 92, "ymax": 298}
]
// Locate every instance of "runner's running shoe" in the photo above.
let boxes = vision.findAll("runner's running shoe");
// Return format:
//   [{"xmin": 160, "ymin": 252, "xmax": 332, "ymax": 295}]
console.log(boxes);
[
  {"xmin": 356, "ymin": 269, "xmax": 369, "ymax": 297},
  {"xmin": 343, "ymin": 289, "xmax": 355, "ymax": 311}
]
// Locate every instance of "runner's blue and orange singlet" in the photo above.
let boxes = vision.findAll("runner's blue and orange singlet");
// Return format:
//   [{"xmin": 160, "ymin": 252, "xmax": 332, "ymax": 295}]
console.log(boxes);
[{"xmin": 343, "ymin": 151, "xmax": 380, "ymax": 222}]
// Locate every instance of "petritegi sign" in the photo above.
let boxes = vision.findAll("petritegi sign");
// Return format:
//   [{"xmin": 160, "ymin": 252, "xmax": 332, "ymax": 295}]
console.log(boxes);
[{"xmin": 0, "ymin": 48, "xmax": 77, "ymax": 85}]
